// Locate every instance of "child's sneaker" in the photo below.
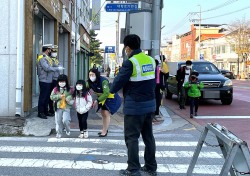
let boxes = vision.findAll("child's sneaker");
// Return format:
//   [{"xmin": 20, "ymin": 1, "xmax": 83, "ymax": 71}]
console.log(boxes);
[
  {"xmin": 195, "ymin": 112, "xmax": 198, "ymax": 116},
  {"xmin": 66, "ymin": 131, "xmax": 71, "ymax": 136},
  {"xmin": 83, "ymin": 130, "xmax": 88, "ymax": 138},
  {"xmin": 78, "ymin": 133, "xmax": 84, "ymax": 138},
  {"xmin": 56, "ymin": 133, "xmax": 62, "ymax": 138}
]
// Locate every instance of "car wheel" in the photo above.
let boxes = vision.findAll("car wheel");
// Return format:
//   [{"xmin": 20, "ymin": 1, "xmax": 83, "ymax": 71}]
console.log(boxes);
[
  {"xmin": 165, "ymin": 88, "xmax": 173, "ymax": 99},
  {"xmin": 221, "ymin": 97, "xmax": 233, "ymax": 105}
]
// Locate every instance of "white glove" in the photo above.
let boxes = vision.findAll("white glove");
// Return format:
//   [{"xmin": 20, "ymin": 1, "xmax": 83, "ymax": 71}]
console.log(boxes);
[{"xmin": 58, "ymin": 66, "xmax": 65, "ymax": 70}]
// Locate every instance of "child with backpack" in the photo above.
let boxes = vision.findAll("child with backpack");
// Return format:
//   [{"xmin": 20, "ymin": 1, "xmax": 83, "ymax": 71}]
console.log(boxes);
[
  {"xmin": 72, "ymin": 80, "xmax": 93, "ymax": 138},
  {"xmin": 50, "ymin": 74, "xmax": 74, "ymax": 138},
  {"xmin": 184, "ymin": 71, "xmax": 204, "ymax": 118}
]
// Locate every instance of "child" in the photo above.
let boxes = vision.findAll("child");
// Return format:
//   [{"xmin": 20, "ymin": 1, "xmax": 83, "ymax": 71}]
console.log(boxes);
[
  {"xmin": 72, "ymin": 80, "xmax": 93, "ymax": 138},
  {"xmin": 184, "ymin": 71, "xmax": 204, "ymax": 118},
  {"xmin": 50, "ymin": 74, "xmax": 74, "ymax": 138}
]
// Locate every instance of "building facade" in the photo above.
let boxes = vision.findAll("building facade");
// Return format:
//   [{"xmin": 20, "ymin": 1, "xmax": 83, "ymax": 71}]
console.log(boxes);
[{"xmin": 0, "ymin": 0, "xmax": 91, "ymax": 117}]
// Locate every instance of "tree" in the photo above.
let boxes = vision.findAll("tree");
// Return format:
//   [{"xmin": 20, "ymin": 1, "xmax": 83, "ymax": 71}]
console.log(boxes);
[
  {"xmin": 226, "ymin": 18, "xmax": 250, "ymax": 76},
  {"xmin": 89, "ymin": 30, "xmax": 104, "ymax": 66}
]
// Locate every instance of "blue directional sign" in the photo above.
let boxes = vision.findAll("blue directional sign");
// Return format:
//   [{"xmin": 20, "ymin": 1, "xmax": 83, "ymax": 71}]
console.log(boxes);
[
  {"xmin": 105, "ymin": 46, "xmax": 115, "ymax": 53},
  {"xmin": 105, "ymin": 3, "xmax": 138, "ymax": 12}
]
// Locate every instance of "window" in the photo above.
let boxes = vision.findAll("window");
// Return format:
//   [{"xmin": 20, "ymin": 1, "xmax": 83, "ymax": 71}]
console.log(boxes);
[
  {"xmin": 230, "ymin": 45, "xmax": 235, "ymax": 53},
  {"xmin": 221, "ymin": 45, "xmax": 225, "ymax": 53},
  {"xmin": 216, "ymin": 46, "xmax": 220, "ymax": 54}
]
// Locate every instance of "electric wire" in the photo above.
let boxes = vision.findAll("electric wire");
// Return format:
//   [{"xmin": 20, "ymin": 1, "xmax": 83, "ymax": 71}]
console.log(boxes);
[
  {"xmin": 202, "ymin": 0, "xmax": 239, "ymax": 13},
  {"xmin": 162, "ymin": 13, "xmax": 191, "ymax": 36},
  {"xmin": 203, "ymin": 6, "xmax": 250, "ymax": 20}
]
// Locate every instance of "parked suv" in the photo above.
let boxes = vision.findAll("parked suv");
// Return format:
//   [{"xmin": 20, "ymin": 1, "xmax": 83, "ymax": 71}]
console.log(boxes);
[{"xmin": 166, "ymin": 61, "xmax": 233, "ymax": 105}]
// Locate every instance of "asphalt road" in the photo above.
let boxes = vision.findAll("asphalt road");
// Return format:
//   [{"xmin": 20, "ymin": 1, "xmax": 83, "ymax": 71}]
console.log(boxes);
[{"xmin": 164, "ymin": 79, "xmax": 250, "ymax": 146}]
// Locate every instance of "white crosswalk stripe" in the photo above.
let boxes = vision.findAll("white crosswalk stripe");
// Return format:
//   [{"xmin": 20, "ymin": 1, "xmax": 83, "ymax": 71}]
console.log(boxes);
[{"xmin": 0, "ymin": 136, "xmax": 223, "ymax": 175}]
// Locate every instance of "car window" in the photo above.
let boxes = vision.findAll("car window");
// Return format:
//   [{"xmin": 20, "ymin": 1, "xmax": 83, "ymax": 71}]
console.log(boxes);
[{"xmin": 192, "ymin": 63, "xmax": 220, "ymax": 74}]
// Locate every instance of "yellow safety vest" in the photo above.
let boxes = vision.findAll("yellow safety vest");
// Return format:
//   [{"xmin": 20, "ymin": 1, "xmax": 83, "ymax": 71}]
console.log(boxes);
[
  {"xmin": 129, "ymin": 53, "xmax": 155, "ymax": 82},
  {"xmin": 36, "ymin": 54, "xmax": 53, "ymax": 66}
]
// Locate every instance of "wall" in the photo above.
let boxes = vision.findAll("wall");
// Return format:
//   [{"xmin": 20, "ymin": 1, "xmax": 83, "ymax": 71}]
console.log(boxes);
[{"xmin": 0, "ymin": 0, "xmax": 18, "ymax": 116}]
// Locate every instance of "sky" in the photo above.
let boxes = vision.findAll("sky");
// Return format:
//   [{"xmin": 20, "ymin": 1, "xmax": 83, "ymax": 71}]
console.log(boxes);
[{"xmin": 94, "ymin": 0, "xmax": 250, "ymax": 55}]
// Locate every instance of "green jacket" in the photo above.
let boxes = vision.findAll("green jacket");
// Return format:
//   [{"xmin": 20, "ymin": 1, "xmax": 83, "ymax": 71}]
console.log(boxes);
[
  {"xmin": 50, "ymin": 87, "xmax": 74, "ymax": 110},
  {"xmin": 184, "ymin": 81, "xmax": 204, "ymax": 98}
]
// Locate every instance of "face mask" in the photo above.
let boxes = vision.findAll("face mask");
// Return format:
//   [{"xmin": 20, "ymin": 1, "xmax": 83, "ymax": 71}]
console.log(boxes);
[
  {"xmin": 186, "ymin": 65, "xmax": 192, "ymax": 69},
  {"xmin": 76, "ymin": 85, "xmax": 83, "ymax": 90},
  {"xmin": 59, "ymin": 82, "xmax": 66, "ymax": 88},
  {"xmin": 51, "ymin": 52, "xmax": 57, "ymax": 58},
  {"xmin": 89, "ymin": 76, "xmax": 96, "ymax": 82}
]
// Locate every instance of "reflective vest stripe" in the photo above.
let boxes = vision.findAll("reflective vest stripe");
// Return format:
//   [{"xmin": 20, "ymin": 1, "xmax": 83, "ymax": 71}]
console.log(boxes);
[
  {"xmin": 37, "ymin": 55, "xmax": 53, "ymax": 66},
  {"xmin": 129, "ymin": 53, "xmax": 155, "ymax": 82}
]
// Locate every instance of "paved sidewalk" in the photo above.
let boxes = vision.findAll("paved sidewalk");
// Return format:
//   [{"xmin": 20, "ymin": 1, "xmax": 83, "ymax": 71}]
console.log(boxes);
[
  {"xmin": 0, "ymin": 102, "xmax": 189, "ymax": 137},
  {"xmin": 0, "ymin": 75, "xmax": 190, "ymax": 136}
]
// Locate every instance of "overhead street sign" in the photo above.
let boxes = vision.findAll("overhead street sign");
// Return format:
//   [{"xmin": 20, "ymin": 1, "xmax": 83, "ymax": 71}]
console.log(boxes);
[
  {"xmin": 105, "ymin": 46, "xmax": 115, "ymax": 53},
  {"xmin": 106, "ymin": 0, "xmax": 153, "ymax": 3},
  {"xmin": 105, "ymin": 3, "xmax": 138, "ymax": 12}
]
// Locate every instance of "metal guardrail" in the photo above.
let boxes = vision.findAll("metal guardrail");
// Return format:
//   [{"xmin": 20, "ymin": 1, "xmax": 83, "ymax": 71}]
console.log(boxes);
[{"xmin": 187, "ymin": 123, "xmax": 250, "ymax": 176}]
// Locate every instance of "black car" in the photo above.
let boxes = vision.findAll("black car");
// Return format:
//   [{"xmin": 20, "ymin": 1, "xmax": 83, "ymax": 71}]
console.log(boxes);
[
  {"xmin": 219, "ymin": 69, "xmax": 235, "ymax": 79},
  {"xmin": 166, "ymin": 61, "xmax": 233, "ymax": 105}
]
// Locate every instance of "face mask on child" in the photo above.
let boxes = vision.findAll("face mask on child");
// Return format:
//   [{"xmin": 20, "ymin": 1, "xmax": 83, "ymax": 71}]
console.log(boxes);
[
  {"xmin": 59, "ymin": 82, "xmax": 66, "ymax": 88},
  {"xmin": 76, "ymin": 85, "xmax": 83, "ymax": 90}
]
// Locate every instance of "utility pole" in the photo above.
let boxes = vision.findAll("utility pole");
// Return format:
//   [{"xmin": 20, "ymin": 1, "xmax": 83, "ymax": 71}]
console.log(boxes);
[
  {"xmin": 190, "ymin": 5, "xmax": 202, "ymax": 60},
  {"xmin": 116, "ymin": 12, "xmax": 120, "ymax": 65},
  {"xmin": 150, "ymin": 0, "xmax": 162, "ymax": 58},
  {"xmin": 74, "ymin": 0, "xmax": 78, "ymax": 83},
  {"xmin": 198, "ymin": 5, "xmax": 201, "ymax": 60}
]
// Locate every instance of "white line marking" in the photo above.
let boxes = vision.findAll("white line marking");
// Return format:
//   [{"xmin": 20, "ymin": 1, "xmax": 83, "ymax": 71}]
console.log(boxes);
[
  {"xmin": 47, "ymin": 138, "xmax": 200, "ymax": 146},
  {"xmin": 0, "ymin": 146, "xmax": 220, "ymax": 158},
  {"xmin": 0, "ymin": 158, "xmax": 222, "ymax": 174},
  {"xmin": 195, "ymin": 116, "xmax": 250, "ymax": 119},
  {"xmin": 0, "ymin": 137, "xmax": 200, "ymax": 146}
]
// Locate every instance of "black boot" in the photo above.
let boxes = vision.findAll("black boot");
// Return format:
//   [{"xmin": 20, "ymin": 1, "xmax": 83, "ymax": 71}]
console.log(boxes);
[{"xmin": 38, "ymin": 113, "xmax": 47, "ymax": 119}]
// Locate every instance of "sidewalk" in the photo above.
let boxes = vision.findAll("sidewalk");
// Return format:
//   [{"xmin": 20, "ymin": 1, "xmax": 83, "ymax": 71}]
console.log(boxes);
[
  {"xmin": 20, "ymin": 102, "xmax": 190, "ymax": 136},
  {"xmin": 0, "ymin": 102, "xmax": 190, "ymax": 137},
  {"xmin": 0, "ymin": 75, "xmax": 190, "ymax": 136}
]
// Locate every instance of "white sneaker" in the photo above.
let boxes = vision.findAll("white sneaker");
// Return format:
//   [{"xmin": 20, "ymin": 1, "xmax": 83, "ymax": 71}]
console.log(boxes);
[
  {"xmin": 56, "ymin": 133, "xmax": 61, "ymax": 138},
  {"xmin": 78, "ymin": 133, "xmax": 84, "ymax": 138},
  {"xmin": 83, "ymin": 131, "xmax": 88, "ymax": 138},
  {"xmin": 66, "ymin": 131, "xmax": 71, "ymax": 136}
]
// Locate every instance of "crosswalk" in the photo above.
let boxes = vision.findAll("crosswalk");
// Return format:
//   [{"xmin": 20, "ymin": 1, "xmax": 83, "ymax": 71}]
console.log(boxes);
[{"xmin": 0, "ymin": 133, "xmax": 224, "ymax": 176}]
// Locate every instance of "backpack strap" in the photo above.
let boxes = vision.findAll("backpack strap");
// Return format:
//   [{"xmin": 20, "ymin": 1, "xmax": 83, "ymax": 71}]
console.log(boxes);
[{"xmin": 53, "ymin": 87, "xmax": 59, "ymax": 94}]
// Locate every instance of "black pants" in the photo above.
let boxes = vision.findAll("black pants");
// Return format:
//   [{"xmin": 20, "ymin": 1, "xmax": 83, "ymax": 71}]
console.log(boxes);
[
  {"xmin": 179, "ymin": 86, "xmax": 187, "ymax": 107},
  {"xmin": 124, "ymin": 113, "xmax": 157, "ymax": 172},
  {"xmin": 189, "ymin": 97, "xmax": 199, "ymax": 115},
  {"xmin": 163, "ymin": 72, "xmax": 169, "ymax": 90},
  {"xmin": 155, "ymin": 85, "xmax": 162, "ymax": 115},
  {"xmin": 38, "ymin": 82, "xmax": 52, "ymax": 114},
  {"xmin": 48, "ymin": 80, "xmax": 57, "ymax": 113},
  {"xmin": 77, "ymin": 112, "xmax": 88, "ymax": 131}
]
